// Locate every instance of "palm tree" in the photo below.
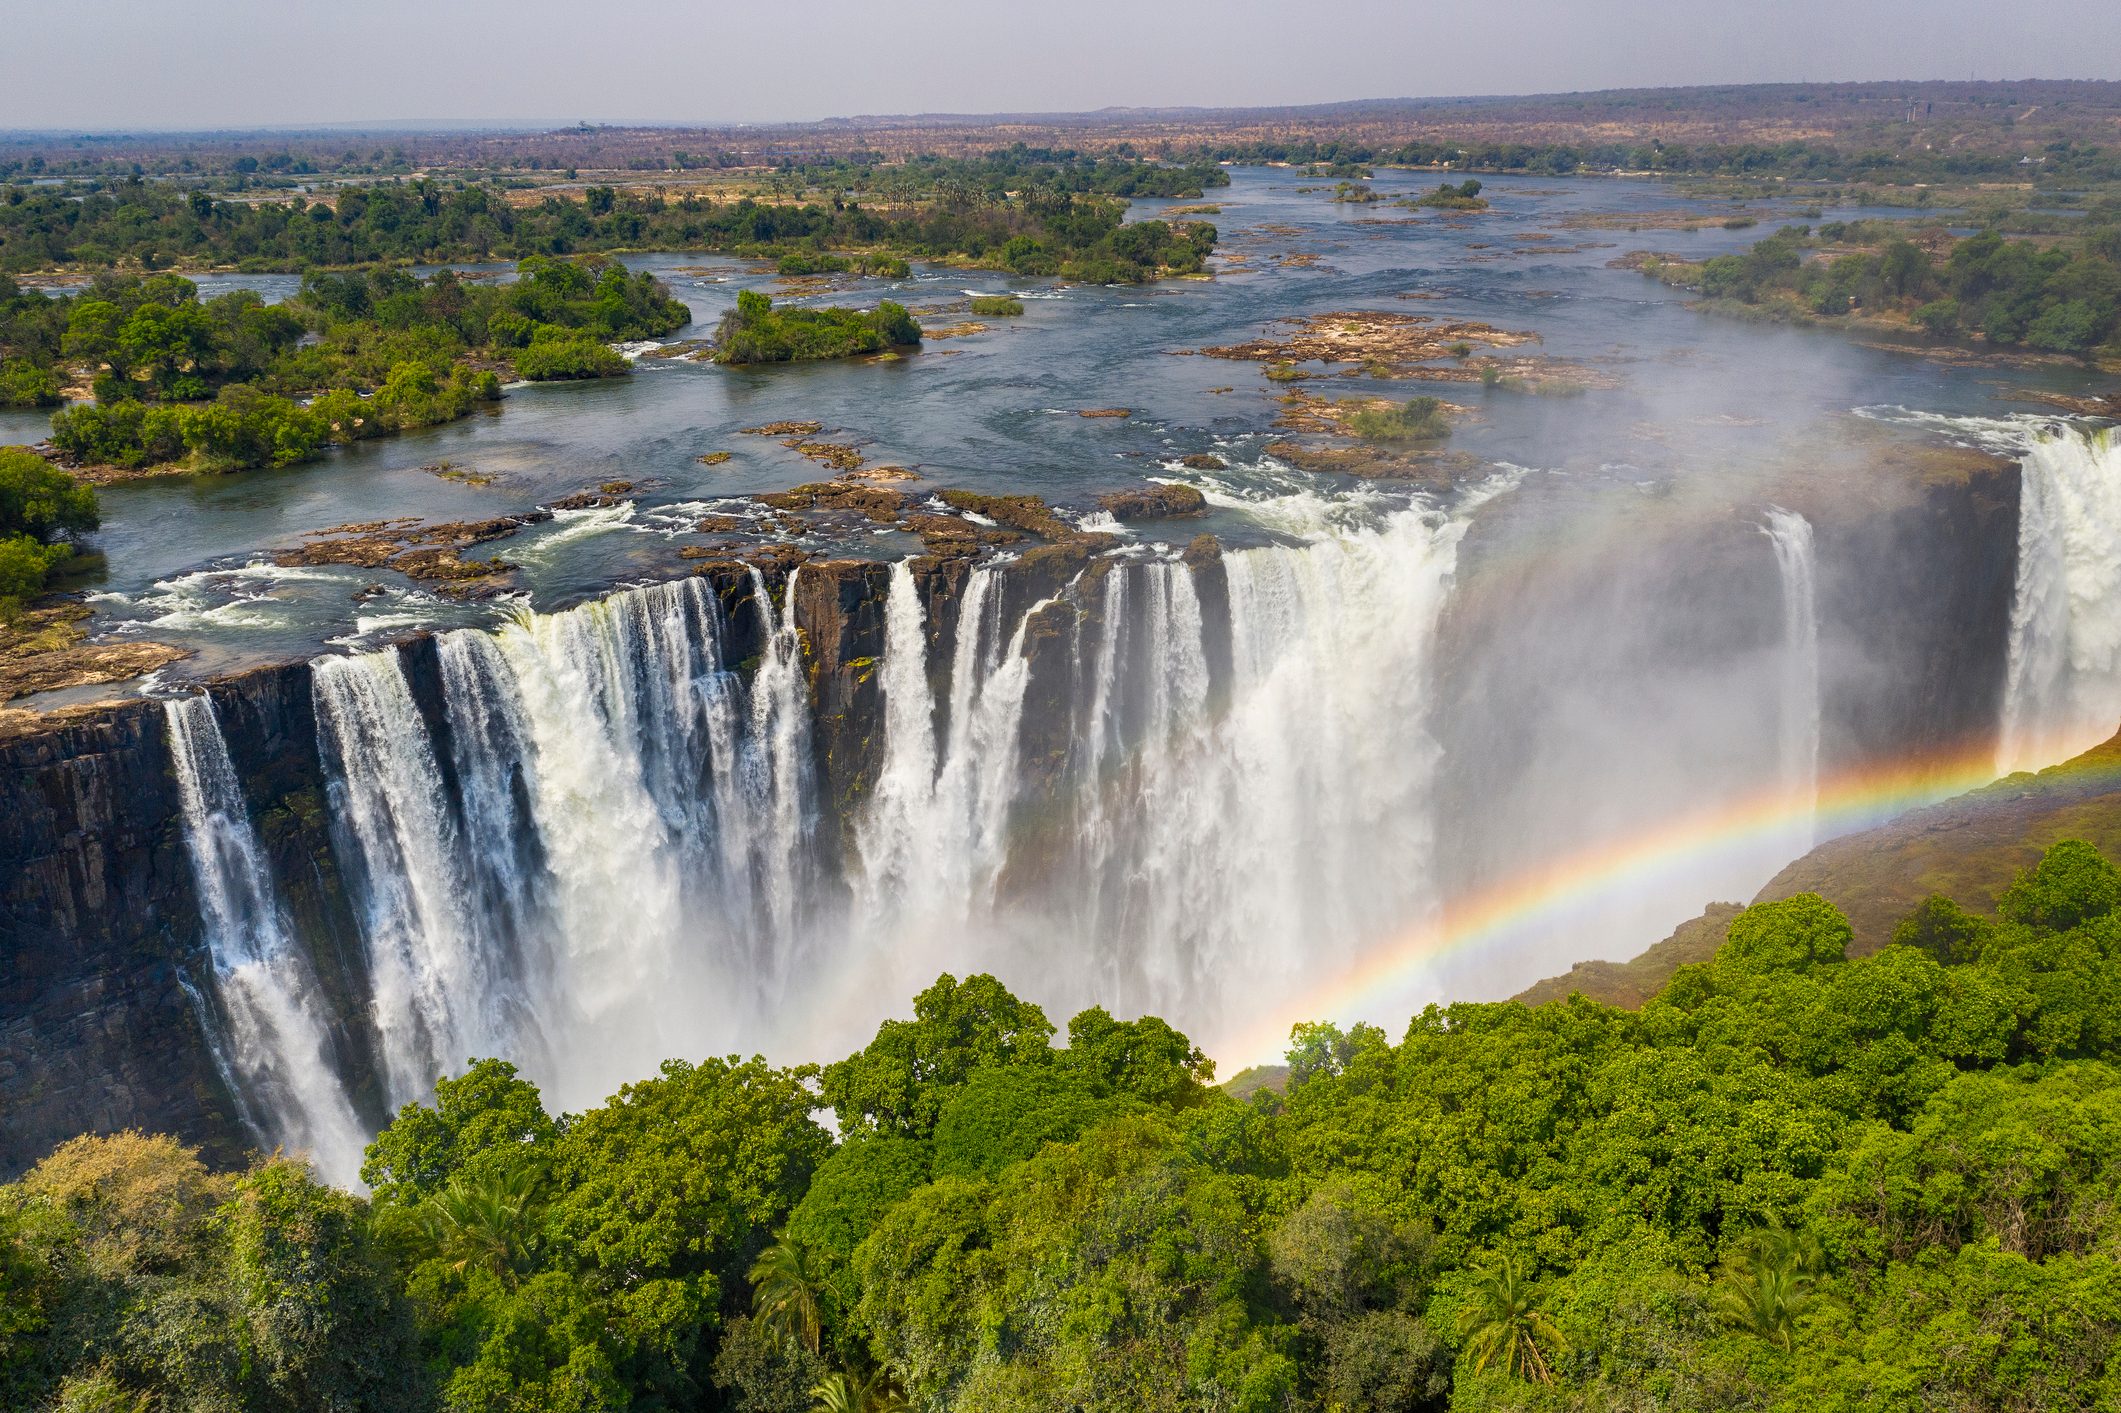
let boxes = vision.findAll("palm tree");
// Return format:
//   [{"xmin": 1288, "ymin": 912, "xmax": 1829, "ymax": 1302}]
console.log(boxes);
[
  {"xmin": 1456, "ymin": 1253, "xmax": 1566, "ymax": 1384},
  {"xmin": 415, "ymin": 1159, "xmax": 546, "ymax": 1284},
  {"xmin": 752, "ymin": 1238, "xmax": 826, "ymax": 1357},
  {"xmin": 1711, "ymin": 1227, "xmax": 1830, "ymax": 1351},
  {"xmin": 810, "ymin": 1367, "xmax": 908, "ymax": 1413}
]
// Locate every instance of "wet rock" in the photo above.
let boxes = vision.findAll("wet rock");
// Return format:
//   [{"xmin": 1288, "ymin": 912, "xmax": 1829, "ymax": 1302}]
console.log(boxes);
[
  {"xmin": 755, "ymin": 481, "xmax": 905, "ymax": 523},
  {"xmin": 1097, "ymin": 484, "xmax": 1208, "ymax": 520}
]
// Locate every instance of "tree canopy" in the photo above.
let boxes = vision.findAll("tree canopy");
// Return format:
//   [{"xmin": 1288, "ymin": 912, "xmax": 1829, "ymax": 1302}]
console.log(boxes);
[{"xmin": 11, "ymin": 840, "xmax": 2121, "ymax": 1409}]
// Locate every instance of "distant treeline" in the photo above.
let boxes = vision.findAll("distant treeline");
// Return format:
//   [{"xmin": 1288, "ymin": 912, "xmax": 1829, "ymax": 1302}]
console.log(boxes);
[
  {"xmin": 1207, "ymin": 136, "xmax": 2121, "ymax": 186},
  {"xmin": 0, "ymin": 153, "xmax": 1223, "ymax": 280}
]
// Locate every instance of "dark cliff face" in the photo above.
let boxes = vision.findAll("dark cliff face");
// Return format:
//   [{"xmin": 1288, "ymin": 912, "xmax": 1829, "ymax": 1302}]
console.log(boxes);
[
  {"xmin": 0, "ymin": 699, "xmax": 238, "ymax": 1175},
  {"xmin": 0, "ymin": 554, "xmax": 1094, "ymax": 1176},
  {"xmin": 0, "ymin": 452, "xmax": 2027, "ymax": 1174}
]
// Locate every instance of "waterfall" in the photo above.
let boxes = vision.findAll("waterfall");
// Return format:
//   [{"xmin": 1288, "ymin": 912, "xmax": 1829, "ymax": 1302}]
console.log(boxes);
[
  {"xmin": 165, "ymin": 695, "xmax": 368, "ymax": 1185},
  {"xmin": 183, "ymin": 483, "xmax": 1475, "ymax": 1135},
  {"xmin": 1764, "ymin": 507, "xmax": 1821, "ymax": 841},
  {"xmin": 2000, "ymin": 426, "xmax": 2121, "ymax": 774},
  {"xmin": 858, "ymin": 559, "xmax": 939, "ymax": 905},
  {"xmin": 313, "ymin": 650, "xmax": 507, "ymax": 1104}
]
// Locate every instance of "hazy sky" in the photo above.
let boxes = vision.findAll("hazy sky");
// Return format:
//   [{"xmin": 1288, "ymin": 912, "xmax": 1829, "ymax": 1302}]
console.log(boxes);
[{"xmin": 5, "ymin": 0, "xmax": 2118, "ymax": 130}]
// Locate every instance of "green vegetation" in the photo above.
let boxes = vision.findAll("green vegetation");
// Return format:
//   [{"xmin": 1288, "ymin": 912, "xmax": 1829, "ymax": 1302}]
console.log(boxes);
[
  {"xmin": 12, "ymin": 837, "xmax": 2121, "ymax": 1408},
  {"xmin": 0, "ymin": 153, "xmax": 1222, "ymax": 286},
  {"xmin": 1408, "ymin": 179, "xmax": 1488, "ymax": 211},
  {"xmin": 1641, "ymin": 221, "xmax": 2121, "ymax": 357},
  {"xmin": 1348, "ymin": 395, "xmax": 1451, "ymax": 441},
  {"xmin": 15, "ymin": 256, "xmax": 686, "ymax": 472},
  {"xmin": 1212, "ymin": 134, "xmax": 2121, "ymax": 187},
  {"xmin": 0, "ymin": 446, "xmax": 97, "ymax": 610},
  {"xmin": 967, "ymin": 295, "xmax": 1024, "ymax": 317},
  {"xmin": 713, "ymin": 289, "xmax": 920, "ymax": 365}
]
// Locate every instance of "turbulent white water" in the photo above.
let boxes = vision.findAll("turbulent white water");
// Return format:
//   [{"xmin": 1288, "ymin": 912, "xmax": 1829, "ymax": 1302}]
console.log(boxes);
[
  {"xmin": 165, "ymin": 696, "xmax": 368, "ymax": 1184},
  {"xmin": 2001, "ymin": 426, "xmax": 2121, "ymax": 775},
  {"xmin": 176, "ymin": 484, "xmax": 1478, "ymax": 1134},
  {"xmin": 1764, "ymin": 507, "xmax": 1821, "ymax": 846}
]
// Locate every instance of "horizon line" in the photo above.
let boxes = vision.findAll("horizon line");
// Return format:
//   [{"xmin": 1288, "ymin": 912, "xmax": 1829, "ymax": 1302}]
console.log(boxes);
[{"xmin": 6, "ymin": 76, "xmax": 2119, "ymax": 142}]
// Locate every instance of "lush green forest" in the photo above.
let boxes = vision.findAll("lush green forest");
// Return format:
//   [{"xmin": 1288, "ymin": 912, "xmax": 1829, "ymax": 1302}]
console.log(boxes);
[
  {"xmin": 0, "ymin": 154, "xmax": 1222, "ymax": 284},
  {"xmin": 713, "ymin": 290, "xmax": 920, "ymax": 365},
  {"xmin": 1, "ymin": 258, "xmax": 687, "ymax": 472},
  {"xmin": 7, "ymin": 838, "xmax": 2121, "ymax": 1410},
  {"xmin": 1637, "ymin": 220, "xmax": 2121, "ymax": 357}
]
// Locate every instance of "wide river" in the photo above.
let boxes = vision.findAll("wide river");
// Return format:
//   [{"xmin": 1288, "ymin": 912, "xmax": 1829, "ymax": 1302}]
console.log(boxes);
[{"xmin": 8, "ymin": 165, "xmax": 2101, "ymax": 683}]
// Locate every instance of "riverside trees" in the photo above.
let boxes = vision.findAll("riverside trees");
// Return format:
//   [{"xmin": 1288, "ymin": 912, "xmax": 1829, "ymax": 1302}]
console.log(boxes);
[
  {"xmin": 9, "ymin": 838, "xmax": 2121, "ymax": 1409},
  {"xmin": 23, "ymin": 256, "xmax": 686, "ymax": 473}
]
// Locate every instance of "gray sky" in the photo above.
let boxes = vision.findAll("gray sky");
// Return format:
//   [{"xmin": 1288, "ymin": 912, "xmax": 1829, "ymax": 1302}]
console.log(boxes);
[{"xmin": 4, "ymin": 0, "xmax": 2117, "ymax": 130}]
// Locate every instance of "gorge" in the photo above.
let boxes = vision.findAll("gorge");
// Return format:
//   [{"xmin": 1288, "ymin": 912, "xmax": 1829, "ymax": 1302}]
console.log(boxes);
[{"xmin": 6, "ymin": 423, "xmax": 2113, "ymax": 1183}]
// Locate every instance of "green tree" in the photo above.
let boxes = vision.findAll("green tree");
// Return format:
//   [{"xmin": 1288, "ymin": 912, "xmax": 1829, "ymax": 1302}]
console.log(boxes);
[
  {"xmin": 1893, "ymin": 892, "xmax": 1993, "ymax": 964},
  {"xmin": 822, "ymin": 974, "xmax": 1055, "ymax": 1138},
  {"xmin": 751, "ymin": 1239, "xmax": 826, "ymax": 1357},
  {"xmin": 0, "ymin": 446, "xmax": 98, "ymax": 542},
  {"xmin": 360, "ymin": 1057, "xmax": 557, "ymax": 1205},
  {"xmin": 1709, "ymin": 1227, "xmax": 1829, "ymax": 1350},
  {"xmin": 1998, "ymin": 838, "xmax": 2121, "ymax": 932},
  {"xmin": 1455, "ymin": 1254, "xmax": 1565, "ymax": 1383},
  {"xmin": 413, "ymin": 1158, "xmax": 547, "ymax": 1284}
]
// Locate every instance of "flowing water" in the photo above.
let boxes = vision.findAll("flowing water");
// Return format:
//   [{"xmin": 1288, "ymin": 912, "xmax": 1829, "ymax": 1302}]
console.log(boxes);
[
  {"xmin": 81, "ymin": 170, "xmax": 2121, "ymax": 1177},
  {"xmin": 2001, "ymin": 426, "xmax": 2121, "ymax": 774},
  {"xmin": 165, "ymin": 695, "xmax": 368, "ymax": 1184},
  {"xmin": 1765, "ymin": 507, "xmax": 1821, "ymax": 848}
]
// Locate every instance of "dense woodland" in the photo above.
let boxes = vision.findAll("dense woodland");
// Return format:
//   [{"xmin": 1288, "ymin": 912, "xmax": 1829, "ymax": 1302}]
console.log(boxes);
[
  {"xmin": 0, "ymin": 155, "xmax": 1223, "ymax": 284},
  {"xmin": 6, "ymin": 839, "xmax": 2121, "ymax": 1411}
]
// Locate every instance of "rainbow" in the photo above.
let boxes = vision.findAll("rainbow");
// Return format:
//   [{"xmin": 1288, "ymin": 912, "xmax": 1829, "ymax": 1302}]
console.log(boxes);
[{"xmin": 1213, "ymin": 739, "xmax": 2121, "ymax": 1067}]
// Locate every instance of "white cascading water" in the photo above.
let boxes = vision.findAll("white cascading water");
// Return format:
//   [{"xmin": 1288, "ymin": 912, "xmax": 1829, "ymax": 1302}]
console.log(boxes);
[
  {"xmin": 1763, "ymin": 507, "xmax": 1821, "ymax": 847},
  {"xmin": 185, "ymin": 483, "xmax": 1475, "ymax": 1133},
  {"xmin": 312, "ymin": 650, "xmax": 512, "ymax": 1105},
  {"xmin": 2000, "ymin": 425, "xmax": 2121, "ymax": 775},
  {"xmin": 165, "ymin": 695, "xmax": 368, "ymax": 1184}
]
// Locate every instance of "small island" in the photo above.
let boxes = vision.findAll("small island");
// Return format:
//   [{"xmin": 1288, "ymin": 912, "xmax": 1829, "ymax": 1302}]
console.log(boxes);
[
  {"xmin": 8, "ymin": 257, "xmax": 689, "ymax": 477},
  {"xmin": 713, "ymin": 289, "xmax": 921, "ymax": 364}
]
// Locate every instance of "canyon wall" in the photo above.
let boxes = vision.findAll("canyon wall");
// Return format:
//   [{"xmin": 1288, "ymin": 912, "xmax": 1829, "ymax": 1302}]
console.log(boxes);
[{"xmin": 0, "ymin": 456, "xmax": 2026, "ymax": 1178}]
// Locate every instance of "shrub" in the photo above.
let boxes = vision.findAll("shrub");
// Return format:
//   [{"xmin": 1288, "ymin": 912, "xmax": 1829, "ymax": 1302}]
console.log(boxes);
[
  {"xmin": 713, "ymin": 292, "xmax": 921, "ymax": 365},
  {"xmin": 0, "ymin": 357, "xmax": 61, "ymax": 408},
  {"xmin": 0, "ymin": 531, "xmax": 69, "ymax": 609},
  {"xmin": 969, "ymin": 295, "xmax": 1025, "ymax": 317},
  {"xmin": 775, "ymin": 251, "xmax": 850, "ymax": 277},
  {"xmin": 513, "ymin": 334, "xmax": 628, "ymax": 380},
  {"xmin": 1347, "ymin": 395, "xmax": 1450, "ymax": 441}
]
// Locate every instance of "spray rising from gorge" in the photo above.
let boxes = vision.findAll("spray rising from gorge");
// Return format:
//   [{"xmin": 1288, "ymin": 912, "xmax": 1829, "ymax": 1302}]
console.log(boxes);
[{"xmin": 157, "ymin": 423, "xmax": 2121, "ymax": 1182}]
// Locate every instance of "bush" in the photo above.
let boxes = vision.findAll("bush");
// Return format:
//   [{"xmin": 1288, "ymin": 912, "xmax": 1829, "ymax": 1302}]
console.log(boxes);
[
  {"xmin": 513, "ymin": 334, "xmax": 628, "ymax": 380},
  {"xmin": 775, "ymin": 251, "xmax": 850, "ymax": 277},
  {"xmin": 0, "ymin": 446, "xmax": 99, "ymax": 540},
  {"xmin": 1347, "ymin": 395, "xmax": 1449, "ymax": 441},
  {"xmin": 969, "ymin": 295, "xmax": 1025, "ymax": 317},
  {"xmin": 0, "ymin": 357, "xmax": 61, "ymax": 408},
  {"xmin": 0, "ymin": 531, "xmax": 69, "ymax": 609},
  {"xmin": 713, "ymin": 291, "xmax": 921, "ymax": 365}
]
